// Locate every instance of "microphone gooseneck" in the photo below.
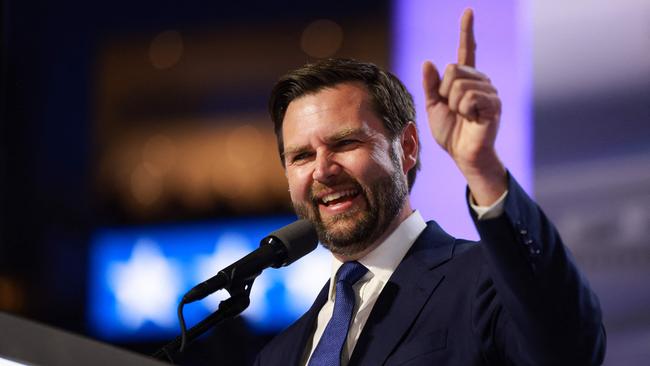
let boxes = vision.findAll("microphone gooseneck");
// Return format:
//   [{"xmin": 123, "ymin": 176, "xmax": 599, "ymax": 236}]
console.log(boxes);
[{"xmin": 181, "ymin": 219, "xmax": 318, "ymax": 304}]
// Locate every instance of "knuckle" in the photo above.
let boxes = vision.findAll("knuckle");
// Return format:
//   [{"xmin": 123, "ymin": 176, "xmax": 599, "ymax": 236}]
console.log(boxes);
[
  {"xmin": 465, "ymin": 89, "xmax": 479, "ymax": 100},
  {"xmin": 493, "ymin": 97, "xmax": 502, "ymax": 110},
  {"xmin": 451, "ymin": 79, "xmax": 465, "ymax": 97},
  {"xmin": 457, "ymin": 64, "xmax": 475, "ymax": 74},
  {"xmin": 445, "ymin": 64, "xmax": 459, "ymax": 79}
]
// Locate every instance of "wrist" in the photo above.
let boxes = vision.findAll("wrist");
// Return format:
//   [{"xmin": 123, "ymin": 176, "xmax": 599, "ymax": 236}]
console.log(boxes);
[{"xmin": 456, "ymin": 150, "xmax": 507, "ymax": 206}]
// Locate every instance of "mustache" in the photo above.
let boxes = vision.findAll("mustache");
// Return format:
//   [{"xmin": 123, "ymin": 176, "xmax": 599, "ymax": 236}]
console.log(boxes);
[{"xmin": 308, "ymin": 177, "xmax": 364, "ymax": 205}]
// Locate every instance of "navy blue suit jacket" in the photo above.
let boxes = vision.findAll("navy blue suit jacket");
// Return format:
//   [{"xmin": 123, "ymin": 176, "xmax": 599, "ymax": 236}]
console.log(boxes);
[{"xmin": 255, "ymin": 176, "xmax": 606, "ymax": 365}]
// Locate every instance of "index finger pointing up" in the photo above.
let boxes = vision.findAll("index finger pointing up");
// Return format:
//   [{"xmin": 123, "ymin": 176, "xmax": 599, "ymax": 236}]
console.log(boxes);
[{"xmin": 457, "ymin": 8, "xmax": 476, "ymax": 67}]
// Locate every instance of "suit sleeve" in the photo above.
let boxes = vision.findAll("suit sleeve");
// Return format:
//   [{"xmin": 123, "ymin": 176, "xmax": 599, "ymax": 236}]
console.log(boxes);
[{"xmin": 469, "ymin": 172, "xmax": 606, "ymax": 365}]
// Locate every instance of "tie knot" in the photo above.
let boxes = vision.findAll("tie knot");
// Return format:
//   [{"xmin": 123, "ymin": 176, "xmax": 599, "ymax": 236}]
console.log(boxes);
[{"xmin": 336, "ymin": 261, "xmax": 368, "ymax": 286}]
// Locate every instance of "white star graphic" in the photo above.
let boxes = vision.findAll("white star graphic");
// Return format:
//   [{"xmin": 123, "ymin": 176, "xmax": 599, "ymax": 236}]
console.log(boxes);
[
  {"xmin": 283, "ymin": 246, "xmax": 330, "ymax": 312},
  {"xmin": 109, "ymin": 239, "xmax": 181, "ymax": 330}
]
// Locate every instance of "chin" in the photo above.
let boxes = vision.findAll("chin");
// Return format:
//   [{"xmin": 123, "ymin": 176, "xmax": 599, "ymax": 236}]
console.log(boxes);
[
  {"xmin": 318, "ymin": 217, "xmax": 378, "ymax": 256},
  {"xmin": 321, "ymin": 240, "xmax": 373, "ymax": 259}
]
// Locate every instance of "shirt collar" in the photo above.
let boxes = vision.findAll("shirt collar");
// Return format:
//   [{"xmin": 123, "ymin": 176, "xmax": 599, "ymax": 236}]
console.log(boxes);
[{"xmin": 327, "ymin": 210, "xmax": 427, "ymax": 300}]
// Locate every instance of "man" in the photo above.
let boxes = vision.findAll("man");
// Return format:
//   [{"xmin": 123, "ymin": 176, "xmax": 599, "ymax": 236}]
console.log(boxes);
[{"xmin": 256, "ymin": 9, "xmax": 605, "ymax": 366}]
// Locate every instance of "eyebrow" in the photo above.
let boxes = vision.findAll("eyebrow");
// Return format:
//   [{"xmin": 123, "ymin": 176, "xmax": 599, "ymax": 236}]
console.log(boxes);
[
  {"xmin": 324, "ymin": 127, "xmax": 362, "ymax": 143},
  {"xmin": 283, "ymin": 127, "xmax": 366, "ymax": 158}
]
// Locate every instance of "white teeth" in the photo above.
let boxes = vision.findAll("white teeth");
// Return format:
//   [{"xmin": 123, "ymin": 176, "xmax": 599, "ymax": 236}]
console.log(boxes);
[{"xmin": 322, "ymin": 190, "xmax": 357, "ymax": 204}]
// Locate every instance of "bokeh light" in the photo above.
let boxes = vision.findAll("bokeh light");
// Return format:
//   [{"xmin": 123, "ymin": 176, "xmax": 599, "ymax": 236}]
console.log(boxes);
[{"xmin": 300, "ymin": 19, "xmax": 344, "ymax": 58}]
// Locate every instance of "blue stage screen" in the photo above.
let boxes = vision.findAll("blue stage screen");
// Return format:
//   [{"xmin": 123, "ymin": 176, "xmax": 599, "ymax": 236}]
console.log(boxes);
[{"xmin": 88, "ymin": 217, "xmax": 330, "ymax": 341}]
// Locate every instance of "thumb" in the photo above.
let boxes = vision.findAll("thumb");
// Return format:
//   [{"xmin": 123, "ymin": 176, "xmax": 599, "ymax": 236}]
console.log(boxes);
[{"xmin": 422, "ymin": 61, "xmax": 442, "ymax": 108}]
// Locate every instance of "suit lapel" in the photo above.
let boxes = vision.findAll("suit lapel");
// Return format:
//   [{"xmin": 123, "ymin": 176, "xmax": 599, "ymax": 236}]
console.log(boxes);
[{"xmin": 349, "ymin": 221, "xmax": 456, "ymax": 366}]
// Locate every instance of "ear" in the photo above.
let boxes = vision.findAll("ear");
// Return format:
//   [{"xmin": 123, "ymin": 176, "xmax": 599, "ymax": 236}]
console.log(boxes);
[{"xmin": 400, "ymin": 121, "xmax": 418, "ymax": 175}]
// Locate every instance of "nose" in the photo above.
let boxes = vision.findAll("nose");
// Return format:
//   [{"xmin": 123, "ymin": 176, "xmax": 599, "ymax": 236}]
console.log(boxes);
[{"xmin": 312, "ymin": 150, "xmax": 340, "ymax": 183}]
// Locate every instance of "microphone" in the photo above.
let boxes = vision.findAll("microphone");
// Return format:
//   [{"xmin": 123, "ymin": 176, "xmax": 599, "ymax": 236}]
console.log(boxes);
[{"xmin": 182, "ymin": 219, "xmax": 318, "ymax": 304}]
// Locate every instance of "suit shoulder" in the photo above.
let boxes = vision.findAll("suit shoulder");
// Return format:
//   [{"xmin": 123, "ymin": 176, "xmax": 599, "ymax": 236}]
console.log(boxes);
[{"xmin": 452, "ymin": 239, "xmax": 479, "ymax": 256}]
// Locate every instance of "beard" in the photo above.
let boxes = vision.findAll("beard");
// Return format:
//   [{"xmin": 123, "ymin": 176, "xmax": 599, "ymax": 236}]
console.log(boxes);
[{"xmin": 292, "ymin": 151, "xmax": 409, "ymax": 257}]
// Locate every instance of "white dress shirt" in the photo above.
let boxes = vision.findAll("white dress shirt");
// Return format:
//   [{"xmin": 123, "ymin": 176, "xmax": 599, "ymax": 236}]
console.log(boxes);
[{"xmin": 302, "ymin": 191, "xmax": 508, "ymax": 366}]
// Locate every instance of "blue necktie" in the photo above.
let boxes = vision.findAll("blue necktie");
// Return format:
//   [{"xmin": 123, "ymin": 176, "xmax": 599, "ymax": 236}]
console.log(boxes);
[{"xmin": 309, "ymin": 261, "xmax": 368, "ymax": 366}]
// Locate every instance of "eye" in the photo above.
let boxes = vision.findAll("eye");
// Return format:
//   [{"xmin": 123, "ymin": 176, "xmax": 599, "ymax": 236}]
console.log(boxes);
[
  {"xmin": 334, "ymin": 139, "xmax": 360, "ymax": 150},
  {"xmin": 293, "ymin": 153, "xmax": 307, "ymax": 161},
  {"xmin": 289, "ymin": 151, "xmax": 313, "ymax": 164}
]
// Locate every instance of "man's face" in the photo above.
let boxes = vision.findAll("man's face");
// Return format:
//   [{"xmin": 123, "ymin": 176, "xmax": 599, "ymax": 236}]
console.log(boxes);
[{"xmin": 281, "ymin": 82, "xmax": 409, "ymax": 257}]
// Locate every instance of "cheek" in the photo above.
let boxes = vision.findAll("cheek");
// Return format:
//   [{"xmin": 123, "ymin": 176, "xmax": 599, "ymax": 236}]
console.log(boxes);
[
  {"xmin": 286, "ymin": 168, "xmax": 311, "ymax": 201},
  {"xmin": 360, "ymin": 146, "xmax": 398, "ymax": 177}
]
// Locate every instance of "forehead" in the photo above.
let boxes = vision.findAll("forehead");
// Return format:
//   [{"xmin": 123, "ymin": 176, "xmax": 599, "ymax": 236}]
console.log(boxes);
[{"xmin": 281, "ymin": 82, "xmax": 386, "ymax": 144}]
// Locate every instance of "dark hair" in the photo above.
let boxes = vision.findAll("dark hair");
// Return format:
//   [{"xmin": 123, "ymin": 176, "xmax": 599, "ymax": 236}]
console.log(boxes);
[{"xmin": 268, "ymin": 58, "xmax": 420, "ymax": 191}]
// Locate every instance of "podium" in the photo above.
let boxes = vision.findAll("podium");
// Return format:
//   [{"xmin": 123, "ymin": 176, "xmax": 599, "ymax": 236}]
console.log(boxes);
[{"xmin": 0, "ymin": 312, "xmax": 167, "ymax": 365}]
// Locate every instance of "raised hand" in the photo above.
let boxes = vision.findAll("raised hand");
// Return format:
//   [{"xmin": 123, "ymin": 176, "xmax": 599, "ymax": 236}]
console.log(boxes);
[{"xmin": 422, "ymin": 8, "xmax": 507, "ymax": 205}]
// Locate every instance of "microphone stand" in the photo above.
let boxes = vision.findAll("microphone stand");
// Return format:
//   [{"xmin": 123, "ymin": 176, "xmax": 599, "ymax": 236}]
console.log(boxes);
[{"xmin": 151, "ymin": 277, "xmax": 255, "ymax": 363}]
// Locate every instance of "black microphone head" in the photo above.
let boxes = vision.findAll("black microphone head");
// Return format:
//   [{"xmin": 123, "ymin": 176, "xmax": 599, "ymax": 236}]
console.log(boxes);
[{"xmin": 266, "ymin": 219, "xmax": 318, "ymax": 266}]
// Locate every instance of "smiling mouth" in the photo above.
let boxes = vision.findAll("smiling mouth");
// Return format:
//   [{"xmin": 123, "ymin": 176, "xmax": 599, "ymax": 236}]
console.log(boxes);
[{"xmin": 319, "ymin": 189, "xmax": 360, "ymax": 207}]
